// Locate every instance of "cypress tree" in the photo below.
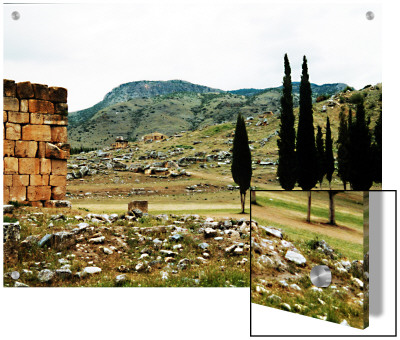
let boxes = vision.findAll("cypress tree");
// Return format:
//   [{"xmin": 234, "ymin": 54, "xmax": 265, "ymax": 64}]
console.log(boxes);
[
  {"xmin": 325, "ymin": 116, "xmax": 335, "ymax": 189},
  {"xmin": 231, "ymin": 113, "xmax": 252, "ymax": 213},
  {"xmin": 337, "ymin": 108, "xmax": 349, "ymax": 189},
  {"xmin": 277, "ymin": 54, "xmax": 296, "ymax": 190},
  {"xmin": 315, "ymin": 125, "xmax": 325, "ymax": 188},
  {"xmin": 371, "ymin": 110, "xmax": 382, "ymax": 183},
  {"xmin": 348, "ymin": 100, "xmax": 373, "ymax": 190},
  {"xmin": 296, "ymin": 56, "xmax": 317, "ymax": 190}
]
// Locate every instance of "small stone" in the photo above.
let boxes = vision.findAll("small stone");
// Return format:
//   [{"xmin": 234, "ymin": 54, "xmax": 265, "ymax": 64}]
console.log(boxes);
[
  {"xmin": 115, "ymin": 274, "xmax": 127, "ymax": 284},
  {"xmin": 198, "ymin": 242, "xmax": 209, "ymax": 250},
  {"xmin": 260, "ymin": 226, "xmax": 283, "ymax": 239},
  {"xmin": 285, "ymin": 250, "xmax": 306, "ymax": 265},
  {"xmin": 268, "ymin": 294, "xmax": 282, "ymax": 303},
  {"xmin": 15, "ymin": 282, "xmax": 29, "ymax": 287},
  {"xmin": 135, "ymin": 262, "xmax": 146, "ymax": 272},
  {"xmin": 204, "ymin": 228, "xmax": 217, "ymax": 238},
  {"xmin": 82, "ymin": 267, "xmax": 102, "ymax": 276},
  {"xmin": 279, "ymin": 280, "xmax": 288, "ymax": 287},
  {"xmin": 38, "ymin": 269, "xmax": 55, "ymax": 282},
  {"xmin": 281, "ymin": 303, "xmax": 291, "ymax": 311},
  {"xmin": 289, "ymin": 284, "xmax": 301, "ymax": 291},
  {"xmin": 352, "ymin": 277, "xmax": 363, "ymax": 289},
  {"xmin": 214, "ymin": 237, "xmax": 223, "ymax": 241},
  {"xmin": 89, "ymin": 236, "xmax": 105, "ymax": 244},
  {"xmin": 103, "ymin": 247, "xmax": 113, "ymax": 255},
  {"xmin": 38, "ymin": 234, "xmax": 52, "ymax": 247},
  {"xmin": 311, "ymin": 286, "xmax": 323, "ymax": 293}
]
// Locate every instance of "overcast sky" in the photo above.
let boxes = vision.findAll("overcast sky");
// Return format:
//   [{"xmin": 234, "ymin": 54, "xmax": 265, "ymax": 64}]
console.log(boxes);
[{"xmin": 3, "ymin": 1, "xmax": 381, "ymax": 111}]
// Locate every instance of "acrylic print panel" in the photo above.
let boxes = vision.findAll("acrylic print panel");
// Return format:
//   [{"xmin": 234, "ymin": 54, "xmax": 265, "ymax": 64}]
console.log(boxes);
[
  {"xmin": 250, "ymin": 191, "xmax": 369, "ymax": 329},
  {"xmin": 3, "ymin": 1, "xmax": 379, "ymax": 288}
]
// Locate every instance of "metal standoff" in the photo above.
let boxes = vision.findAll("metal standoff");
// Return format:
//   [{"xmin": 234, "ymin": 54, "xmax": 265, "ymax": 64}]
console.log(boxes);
[{"xmin": 310, "ymin": 265, "xmax": 332, "ymax": 288}]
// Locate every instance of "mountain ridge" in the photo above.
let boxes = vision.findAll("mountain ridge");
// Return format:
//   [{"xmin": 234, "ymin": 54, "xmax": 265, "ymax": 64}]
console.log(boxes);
[{"xmin": 69, "ymin": 80, "xmax": 348, "ymax": 128}]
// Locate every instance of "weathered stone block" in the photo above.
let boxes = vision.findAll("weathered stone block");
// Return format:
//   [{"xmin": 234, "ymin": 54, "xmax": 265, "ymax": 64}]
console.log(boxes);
[
  {"xmin": 4, "ymin": 79, "xmax": 16, "ymax": 97},
  {"xmin": 49, "ymin": 87, "xmax": 67, "ymax": 103},
  {"xmin": 19, "ymin": 158, "xmax": 40, "ymax": 174},
  {"xmin": 3, "ymin": 110, "xmax": 7, "ymax": 122},
  {"xmin": 37, "ymin": 142, "xmax": 46, "ymax": 157},
  {"xmin": 3, "ymin": 187, "xmax": 10, "ymax": 203},
  {"xmin": 40, "ymin": 158, "xmax": 51, "ymax": 174},
  {"xmin": 30, "ymin": 174, "xmax": 49, "ymax": 186},
  {"xmin": 30, "ymin": 112, "xmax": 44, "ymax": 124},
  {"xmin": 51, "ymin": 231, "xmax": 76, "ymax": 250},
  {"xmin": 22, "ymin": 125, "xmax": 51, "ymax": 141},
  {"xmin": 32, "ymin": 83, "xmax": 49, "ymax": 100},
  {"xmin": 20, "ymin": 99, "xmax": 29, "ymax": 112},
  {"xmin": 4, "ymin": 157, "xmax": 18, "ymax": 174},
  {"xmin": 28, "ymin": 99, "xmax": 54, "ymax": 114},
  {"xmin": 3, "ymin": 140, "xmax": 15, "ymax": 157},
  {"xmin": 27, "ymin": 186, "xmax": 51, "ymax": 201},
  {"xmin": 30, "ymin": 201, "xmax": 43, "ymax": 208},
  {"xmin": 10, "ymin": 186, "xmax": 27, "ymax": 201},
  {"xmin": 51, "ymin": 126, "xmax": 68, "ymax": 143},
  {"xmin": 128, "ymin": 201, "xmax": 149, "ymax": 213},
  {"xmin": 3, "ymin": 97, "xmax": 19, "ymax": 111},
  {"xmin": 54, "ymin": 103, "xmax": 68, "ymax": 115},
  {"xmin": 8, "ymin": 111, "xmax": 30, "ymax": 124},
  {"xmin": 49, "ymin": 175, "xmax": 66, "ymax": 187},
  {"xmin": 4, "ymin": 175, "xmax": 13, "ymax": 187},
  {"xmin": 5, "ymin": 122, "xmax": 21, "ymax": 140},
  {"xmin": 51, "ymin": 186, "xmax": 66, "ymax": 200},
  {"xmin": 51, "ymin": 159, "xmax": 67, "ymax": 175},
  {"xmin": 17, "ymin": 81, "xmax": 35, "ymax": 99},
  {"xmin": 43, "ymin": 114, "xmax": 67, "ymax": 126},
  {"xmin": 45, "ymin": 143, "xmax": 70, "ymax": 159},
  {"xmin": 15, "ymin": 141, "xmax": 38, "ymax": 158},
  {"xmin": 12, "ymin": 174, "xmax": 29, "ymax": 187}
]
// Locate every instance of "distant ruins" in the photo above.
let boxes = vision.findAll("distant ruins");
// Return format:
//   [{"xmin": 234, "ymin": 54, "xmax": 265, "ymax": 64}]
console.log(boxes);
[
  {"xmin": 3, "ymin": 79, "xmax": 70, "ymax": 207},
  {"xmin": 143, "ymin": 132, "xmax": 167, "ymax": 143},
  {"xmin": 111, "ymin": 136, "xmax": 129, "ymax": 149}
]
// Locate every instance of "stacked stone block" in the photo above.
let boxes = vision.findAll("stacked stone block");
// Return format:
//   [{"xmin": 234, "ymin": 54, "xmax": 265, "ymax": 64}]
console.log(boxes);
[{"xmin": 3, "ymin": 79, "xmax": 69, "ymax": 207}]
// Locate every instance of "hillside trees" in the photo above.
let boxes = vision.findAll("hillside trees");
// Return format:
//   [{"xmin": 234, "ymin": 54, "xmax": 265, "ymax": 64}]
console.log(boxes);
[
  {"xmin": 347, "ymin": 100, "xmax": 373, "ymax": 190},
  {"xmin": 315, "ymin": 125, "xmax": 325, "ymax": 188},
  {"xmin": 325, "ymin": 116, "xmax": 335, "ymax": 189},
  {"xmin": 296, "ymin": 56, "xmax": 318, "ymax": 191},
  {"xmin": 231, "ymin": 113, "xmax": 252, "ymax": 213},
  {"xmin": 277, "ymin": 53, "xmax": 297, "ymax": 190},
  {"xmin": 371, "ymin": 110, "xmax": 382, "ymax": 183},
  {"xmin": 337, "ymin": 108, "xmax": 350, "ymax": 189}
]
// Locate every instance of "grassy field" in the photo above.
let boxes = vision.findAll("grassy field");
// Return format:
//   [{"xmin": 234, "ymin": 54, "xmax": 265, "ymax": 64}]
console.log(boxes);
[{"xmin": 251, "ymin": 191, "xmax": 364, "ymax": 260}]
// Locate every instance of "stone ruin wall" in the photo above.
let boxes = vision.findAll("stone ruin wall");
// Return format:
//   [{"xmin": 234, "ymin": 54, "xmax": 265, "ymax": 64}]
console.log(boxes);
[{"xmin": 3, "ymin": 79, "xmax": 70, "ymax": 207}]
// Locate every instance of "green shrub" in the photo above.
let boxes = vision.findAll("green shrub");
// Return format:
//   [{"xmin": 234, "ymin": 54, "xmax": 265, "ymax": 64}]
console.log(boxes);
[{"xmin": 349, "ymin": 93, "xmax": 363, "ymax": 104}]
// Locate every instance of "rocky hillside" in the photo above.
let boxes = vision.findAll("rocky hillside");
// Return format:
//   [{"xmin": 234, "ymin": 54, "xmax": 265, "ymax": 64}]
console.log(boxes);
[
  {"xmin": 251, "ymin": 222, "xmax": 369, "ymax": 329},
  {"xmin": 68, "ymin": 80, "xmax": 350, "ymax": 149},
  {"xmin": 3, "ymin": 204, "xmax": 250, "ymax": 287}
]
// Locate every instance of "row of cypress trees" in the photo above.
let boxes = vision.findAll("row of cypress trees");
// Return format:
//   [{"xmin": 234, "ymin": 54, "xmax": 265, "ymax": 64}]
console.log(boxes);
[{"xmin": 277, "ymin": 54, "xmax": 381, "ymax": 191}]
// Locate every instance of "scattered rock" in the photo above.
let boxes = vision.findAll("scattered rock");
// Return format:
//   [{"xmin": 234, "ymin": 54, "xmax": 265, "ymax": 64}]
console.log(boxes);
[
  {"xmin": 115, "ymin": 274, "xmax": 127, "ymax": 284},
  {"xmin": 82, "ymin": 267, "xmax": 102, "ymax": 276},
  {"xmin": 285, "ymin": 250, "xmax": 306, "ymax": 265},
  {"xmin": 38, "ymin": 269, "xmax": 55, "ymax": 282}
]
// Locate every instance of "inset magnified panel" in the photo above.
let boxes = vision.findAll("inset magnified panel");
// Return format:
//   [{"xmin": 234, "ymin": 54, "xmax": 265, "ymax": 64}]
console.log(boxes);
[{"xmin": 251, "ymin": 190, "xmax": 369, "ymax": 329}]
